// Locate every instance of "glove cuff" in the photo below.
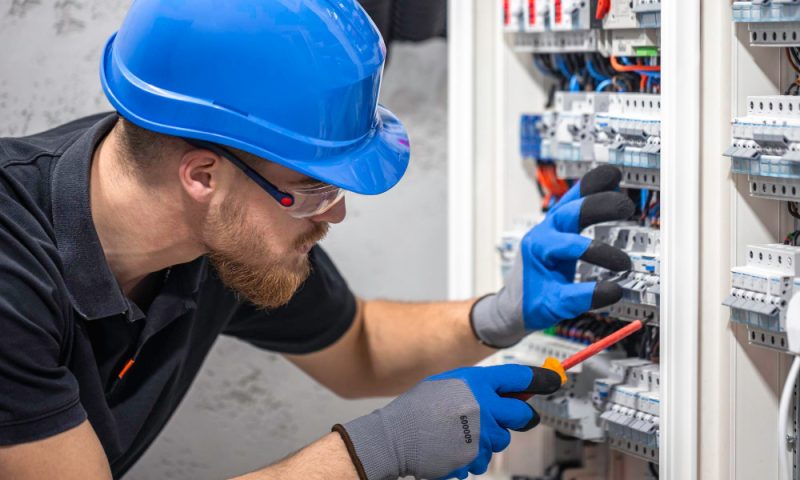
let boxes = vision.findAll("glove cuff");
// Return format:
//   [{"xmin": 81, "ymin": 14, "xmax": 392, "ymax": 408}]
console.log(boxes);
[
  {"xmin": 470, "ymin": 293, "xmax": 525, "ymax": 349},
  {"xmin": 338, "ymin": 412, "xmax": 400, "ymax": 480},
  {"xmin": 332, "ymin": 424, "xmax": 369, "ymax": 480}
]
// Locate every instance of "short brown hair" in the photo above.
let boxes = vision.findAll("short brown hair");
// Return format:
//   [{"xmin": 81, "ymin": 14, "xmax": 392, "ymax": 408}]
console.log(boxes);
[
  {"xmin": 114, "ymin": 115, "xmax": 266, "ymax": 180},
  {"xmin": 114, "ymin": 116, "xmax": 175, "ymax": 175}
]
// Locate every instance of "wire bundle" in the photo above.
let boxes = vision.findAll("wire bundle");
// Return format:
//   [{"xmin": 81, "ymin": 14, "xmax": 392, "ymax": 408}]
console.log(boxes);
[
  {"xmin": 532, "ymin": 53, "xmax": 660, "ymax": 99},
  {"xmin": 786, "ymin": 47, "xmax": 800, "ymax": 96}
]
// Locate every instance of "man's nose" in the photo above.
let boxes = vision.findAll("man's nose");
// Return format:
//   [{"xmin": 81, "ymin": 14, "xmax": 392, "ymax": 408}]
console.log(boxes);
[{"xmin": 309, "ymin": 196, "xmax": 347, "ymax": 224}]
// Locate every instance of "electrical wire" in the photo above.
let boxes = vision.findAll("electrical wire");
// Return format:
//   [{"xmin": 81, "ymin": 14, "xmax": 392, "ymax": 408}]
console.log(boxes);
[
  {"xmin": 784, "ymin": 231, "xmax": 800, "ymax": 246},
  {"xmin": 585, "ymin": 56, "xmax": 609, "ymax": 83},
  {"xmin": 611, "ymin": 56, "xmax": 661, "ymax": 73},
  {"xmin": 789, "ymin": 202, "xmax": 800, "ymax": 219},
  {"xmin": 778, "ymin": 356, "xmax": 800, "ymax": 480},
  {"xmin": 596, "ymin": 78, "xmax": 613, "ymax": 92},
  {"xmin": 788, "ymin": 47, "xmax": 800, "ymax": 74},
  {"xmin": 569, "ymin": 75, "xmax": 581, "ymax": 92}
]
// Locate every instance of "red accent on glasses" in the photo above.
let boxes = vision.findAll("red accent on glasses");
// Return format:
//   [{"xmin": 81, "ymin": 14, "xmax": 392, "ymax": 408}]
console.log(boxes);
[{"xmin": 280, "ymin": 197, "xmax": 294, "ymax": 207}]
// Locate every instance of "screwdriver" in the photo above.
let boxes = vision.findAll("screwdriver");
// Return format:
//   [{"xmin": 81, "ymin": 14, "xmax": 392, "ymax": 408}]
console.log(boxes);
[{"xmin": 506, "ymin": 318, "xmax": 652, "ymax": 401}]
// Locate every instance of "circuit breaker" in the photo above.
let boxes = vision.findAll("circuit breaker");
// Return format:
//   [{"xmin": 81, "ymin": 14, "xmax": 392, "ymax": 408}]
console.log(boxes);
[
  {"xmin": 724, "ymin": 244, "xmax": 800, "ymax": 347},
  {"xmin": 724, "ymin": 96, "xmax": 800, "ymax": 200}
]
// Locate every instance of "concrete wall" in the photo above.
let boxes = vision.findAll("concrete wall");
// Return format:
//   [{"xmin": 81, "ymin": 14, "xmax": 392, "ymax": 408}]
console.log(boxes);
[{"xmin": 0, "ymin": 2, "xmax": 447, "ymax": 478}]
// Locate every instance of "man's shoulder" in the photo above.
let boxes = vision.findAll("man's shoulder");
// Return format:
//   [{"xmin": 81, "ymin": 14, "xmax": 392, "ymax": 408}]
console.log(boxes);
[{"xmin": 0, "ymin": 113, "xmax": 111, "ymax": 168}]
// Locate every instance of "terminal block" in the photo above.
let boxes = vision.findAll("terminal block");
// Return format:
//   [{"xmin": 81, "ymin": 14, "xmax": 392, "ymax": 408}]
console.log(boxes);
[
  {"xmin": 609, "ymin": 29, "xmax": 661, "ymax": 57},
  {"xmin": 511, "ymin": 29, "xmax": 603, "ymax": 53},
  {"xmin": 576, "ymin": 221, "xmax": 638, "ymax": 283},
  {"xmin": 632, "ymin": 0, "xmax": 661, "ymax": 29},
  {"xmin": 724, "ymin": 96, "xmax": 800, "ymax": 200},
  {"xmin": 503, "ymin": 0, "xmax": 526, "ymax": 33},
  {"xmin": 550, "ymin": 0, "xmax": 598, "ymax": 32},
  {"xmin": 723, "ymin": 244, "xmax": 800, "ymax": 334},
  {"xmin": 611, "ymin": 226, "xmax": 661, "ymax": 321},
  {"xmin": 577, "ymin": 224, "xmax": 661, "ymax": 323},
  {"xmin": 597, "ymin": 94, "xmax": 661, "ymax": 189},
  {"xmin": 596, "ymin": 359, "xmax": 660, "ymax": 464},
  {"xmin": 599, "ymin": 0, "xmax": 662, "ymax": 56},
  {"xmin": 603, "ymin": 0, "xmax": 661, "ymax": 30},
  {"xmin": 553, "ymin": 92, "xmax": 611, "ymax": 179},
  {"xmin": 733, "ymin": 2, "xmax": 800, "ymax": 46},
  {"xmin": 522, "ymin": 0, "xmax": 549, "ymax": 33},
  {"xmin": 538, "ymin": 111, "xmax": 560, "ymax": 161},
  {"xmin": 520, "ymin": 114, "xmax": 545, "ymax": 161},
  {"xmin": 508, "ymin": 332, "xmax": 624, "ymax": 441}
]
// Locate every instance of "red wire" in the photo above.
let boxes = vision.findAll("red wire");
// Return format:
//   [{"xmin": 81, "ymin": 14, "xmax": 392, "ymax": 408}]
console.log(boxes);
[{"xmin": 610, "ymin": 56, "xmax": 661, "ymax": 72}]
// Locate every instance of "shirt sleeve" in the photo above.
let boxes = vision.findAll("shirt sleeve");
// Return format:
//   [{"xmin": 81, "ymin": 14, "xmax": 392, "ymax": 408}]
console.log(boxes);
[
  {"xmin": 0, "ymin": 193, "xmax": 86, "ymax": 445},
  {"xmin": 221, "ymin": 246, "xmax": 357, "ymax": 354}
]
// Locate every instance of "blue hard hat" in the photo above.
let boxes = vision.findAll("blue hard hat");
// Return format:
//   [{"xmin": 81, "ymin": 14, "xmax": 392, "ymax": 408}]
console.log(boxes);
[{"xmin": 100, "ymin": 0, "xmax": 410, "ymax": 195}]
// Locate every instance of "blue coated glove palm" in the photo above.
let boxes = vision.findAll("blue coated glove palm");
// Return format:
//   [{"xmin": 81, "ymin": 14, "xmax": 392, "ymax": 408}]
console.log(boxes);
[
  {"xmin": 335, "ymin": 364, "xmax": 562, "ymax": 480},
  {"xmin": 471, "ymin": 165, "xmax": 635, "ymax": 347}
]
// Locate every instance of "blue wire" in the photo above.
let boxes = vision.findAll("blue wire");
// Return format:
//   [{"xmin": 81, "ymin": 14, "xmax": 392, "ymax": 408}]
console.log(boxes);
[
  {"xmin": 555, "ymin": 55, "xmax": 572, "ymax": 80},
  {"xmin": 569, "ymin": 75, "xmax": 581, "ymax": 92},
  {"xmin": 640, "ymin": 189, "xmax": 649, "ymax": 212},
  {"xmin": 596, "ymin": 79, "xmax": 613, "ymax": 92},
  {"xmin": 585, "ymin": 58, "xmax": 609, "ymax": 82}
]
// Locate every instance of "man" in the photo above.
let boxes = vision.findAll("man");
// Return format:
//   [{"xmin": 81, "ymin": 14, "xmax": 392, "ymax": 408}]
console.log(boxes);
[{"xmin": 0, "ymin": 1, "xmax": 634, "ymax": 479}]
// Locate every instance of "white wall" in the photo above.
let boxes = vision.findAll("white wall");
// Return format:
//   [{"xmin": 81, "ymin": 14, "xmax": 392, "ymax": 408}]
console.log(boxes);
[{"xmin": 0, "ymin": 2, "xmax": 448, "ymax": 479}]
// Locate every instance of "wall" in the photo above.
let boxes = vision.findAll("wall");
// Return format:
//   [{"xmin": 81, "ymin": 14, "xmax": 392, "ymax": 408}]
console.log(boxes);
[{"xmin": 0, "ymin": 1, "xmax": 448, "ymax": 478}]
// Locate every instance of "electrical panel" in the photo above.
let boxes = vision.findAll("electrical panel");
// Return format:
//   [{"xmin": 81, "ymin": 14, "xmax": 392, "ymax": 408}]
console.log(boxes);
[
  {"xmin": 489, "ymin": 1, "xmax": 662, "ymax": 477},
  {"xmin": 723, "ymin": 3, "xmax": 800, "ymax": 478}
]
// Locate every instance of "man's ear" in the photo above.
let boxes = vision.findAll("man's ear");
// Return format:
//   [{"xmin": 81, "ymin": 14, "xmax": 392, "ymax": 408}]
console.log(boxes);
[{"xmin": 179, "ymin": 148, "xmax": 224, "ymax": 204}]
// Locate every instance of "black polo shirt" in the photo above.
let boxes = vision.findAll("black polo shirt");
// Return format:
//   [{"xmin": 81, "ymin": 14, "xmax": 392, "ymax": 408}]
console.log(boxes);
[{"xmin": 0, "ymin": 113, "xmax": 357, "ymax": 478}]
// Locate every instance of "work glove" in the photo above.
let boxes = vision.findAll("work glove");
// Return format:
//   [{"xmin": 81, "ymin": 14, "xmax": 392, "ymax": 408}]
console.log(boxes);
[
  {"xmin": 471, "ymin": 165, "xmax": 635, "ymax": 348},
  {"xmin": 334, "ymin": 364, "xmax": 562, "ymax": 480}
]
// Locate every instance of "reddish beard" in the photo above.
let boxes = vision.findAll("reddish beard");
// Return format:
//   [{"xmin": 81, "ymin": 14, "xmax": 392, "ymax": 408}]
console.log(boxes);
[{"xmin": 205, "ymin": 197, "xmax": 329, "ymax": 309}]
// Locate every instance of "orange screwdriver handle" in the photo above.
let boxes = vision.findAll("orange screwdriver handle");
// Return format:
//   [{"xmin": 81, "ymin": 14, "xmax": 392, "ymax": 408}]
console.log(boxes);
[{"xmin": 504, "ymin": 320, "xmax": 645, "ymax": 402}]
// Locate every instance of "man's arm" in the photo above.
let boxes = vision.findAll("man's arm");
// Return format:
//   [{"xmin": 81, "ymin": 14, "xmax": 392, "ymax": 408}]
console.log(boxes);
[
  {"xmin": 232, "ymin": 433, "xmax": 357, "ymax": 480},
  {"xmin": 288, "ymin": 166, "xmax": 636, "ymax": 399},
  {"xmin": 0, "ymin": 420, "xmax": 357, "ymax": 480},
  {"xmin": 287, "ymin": 298, "xmax": 496, "ymax": 398},
  {"xmin": 0, "ymin": 421, "xmax": 112, "ymax": 480}
]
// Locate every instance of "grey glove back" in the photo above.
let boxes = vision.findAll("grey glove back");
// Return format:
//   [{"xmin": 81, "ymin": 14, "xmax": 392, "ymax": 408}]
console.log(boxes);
[{"xmin": 334, "ymin": 364, "xmax": 562, "ymax": 480}]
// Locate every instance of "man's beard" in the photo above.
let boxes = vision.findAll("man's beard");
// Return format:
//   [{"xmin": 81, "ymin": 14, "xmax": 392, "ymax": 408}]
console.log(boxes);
[{"xmin": 204, "ymin": 197, "xmax": 329, "ymax": 309}]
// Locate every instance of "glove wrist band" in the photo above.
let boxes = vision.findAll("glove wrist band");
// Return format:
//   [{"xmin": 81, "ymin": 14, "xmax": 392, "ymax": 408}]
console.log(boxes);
[
  {"xmin": 470, "ymin": 293, "xmax": 524, "ymax": 349},
  {"xmin": 335, "ymin": 412, "xmax": 401, "ymax": 480},
  {"xmin": 469, "ymin": 293, "xmax": 503, "ymax": 349},
  {"xmin": 332, "ymin": 424, "xmax": 369, "ymax": 480}
]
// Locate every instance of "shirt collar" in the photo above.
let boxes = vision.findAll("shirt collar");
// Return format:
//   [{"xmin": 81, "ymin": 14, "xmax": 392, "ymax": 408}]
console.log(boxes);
[{"xmin": 51, "ymin": 114, "xmax": 206, "ymax": 320}]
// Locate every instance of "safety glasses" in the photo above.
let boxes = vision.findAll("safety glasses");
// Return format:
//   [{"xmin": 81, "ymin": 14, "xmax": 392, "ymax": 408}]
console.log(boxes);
[{"xmin": 186, "ymin": 140, "xmax": 345, "ymax": 219}]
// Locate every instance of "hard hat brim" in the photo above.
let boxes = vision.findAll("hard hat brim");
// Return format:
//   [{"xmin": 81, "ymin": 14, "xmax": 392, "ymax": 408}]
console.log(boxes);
[{"xmin": 270, "ymin": 106, "xmax": 411, "ymax": 196}]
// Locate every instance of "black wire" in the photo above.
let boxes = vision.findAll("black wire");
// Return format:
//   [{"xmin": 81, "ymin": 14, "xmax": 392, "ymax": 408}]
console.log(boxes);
[
  {"xmin": 789, "ymin": 202, "xmax": 800, "ymax": 219},
  {"xmin": 649, "ymin": 462, "xmax": 659, "ymax": 478},
  {"xmin": 638, "ymin": 325, "xmax": 650, "ymax": 358},
  {"xmin": 791, "ymin": 47, "xmax": 800, "ymax": 70}
]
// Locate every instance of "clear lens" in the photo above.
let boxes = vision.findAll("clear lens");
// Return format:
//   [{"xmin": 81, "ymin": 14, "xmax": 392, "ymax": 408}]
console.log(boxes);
[{"xmin": 286, "ymin": 184, "xmax": 345, "ymax": 218}]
